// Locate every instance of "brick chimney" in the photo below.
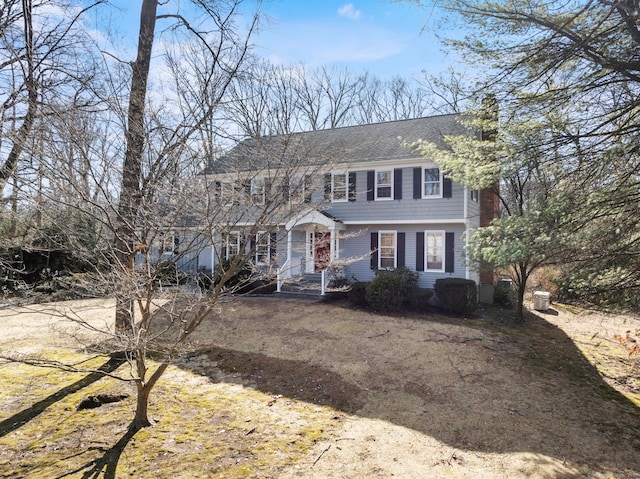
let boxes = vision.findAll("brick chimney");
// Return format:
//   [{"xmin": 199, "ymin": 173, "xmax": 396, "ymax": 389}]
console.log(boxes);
[{"xmin": 478, "ymin": 96, "xmax": 500, "ymax": 299}]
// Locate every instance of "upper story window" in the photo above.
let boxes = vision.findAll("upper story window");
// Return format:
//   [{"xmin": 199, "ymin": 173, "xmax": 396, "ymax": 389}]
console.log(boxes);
[
  {"xmin": 470, "ymin": 189, "xmax": 479, "ymax": 202},
  {"xmin": 379, "ymin": 231, "xmax": 396, "ymax": 269},
  {"xmin": 214, "ymin": 180, "xmax": 234, "ymax": 203},
  {"xmin": 376, "ymin": 170, "xmax": 393, "ymax": 200},
  {"xmin": 423, "ymin": 167, "xmax": 442, "ymax": 198},
  {"xmin": 425, "ymin": 230, "xmax": 444, "ymax": 271},
  {"xmin": 251, "ymin": 177, "xmax": 266, "ymax": 205},
  {"xmin": 332, "ymin": 173, "xmax": 348, "ymax": 202},
  {"xmin": 289, "ymin": 175, "xmax": 306, "ymax": 205}
]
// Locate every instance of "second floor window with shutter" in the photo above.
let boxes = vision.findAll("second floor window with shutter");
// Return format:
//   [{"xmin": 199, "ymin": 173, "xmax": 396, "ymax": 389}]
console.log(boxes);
[
  {"xmin": 332, "ymin": 173, "xmax": 348, "ymax": 201},
  {"xmin": 423, "ymin": 167, "xmax": 441, "ymax": 198},
  {"xmin": 251, "ymin": 177, "xmax": 266, "ymax": 205},
  {"xmin": 376, "ymin": 170, "xmax": 392, "ymax": 199}
]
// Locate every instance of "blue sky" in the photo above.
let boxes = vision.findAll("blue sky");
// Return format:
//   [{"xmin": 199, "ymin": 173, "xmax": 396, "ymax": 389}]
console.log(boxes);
[
  {"xmin": 92, "ymin": 1, "xmax": 452, "ymax": 81},
  {"xmin": 252, "ymin": 1, "xmax": 451, "ymax": 79}
]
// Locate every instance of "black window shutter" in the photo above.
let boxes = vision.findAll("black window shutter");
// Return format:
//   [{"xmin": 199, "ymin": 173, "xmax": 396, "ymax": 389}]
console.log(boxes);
[
  {"xmin": 348, "ymin": 172, "xmax": 356, "ymax": 202},
  {"xmin": 413, "ymin": 167, "xmax": 421, "ymax": 199},
  {"xmin": 416, "ymin": 232, "xmax": 424, "ymax": 271},
  {"xmin": 370, "ymin": 232, "xmax": 378, "ymax": 269},
  {"xmin": 281, "ymin": 179, "xmax": 290, "ymax": 202},
  {"xmin": 249, "ymin": 235, "xmax": 256, "ymax": 258},
  {"xmin": 394, "ymin": 168, "xmax": 403, "ymax": 200},
  {"xmin": 443, "ymin": 177, "xmax": 452, "ymax": 198},
  {"xmin": 270, "ymin": 232, "xmax": 277, "ymax": 261},
  {"xmin": 445, "ymin": 232, "xmax": 454, "ymax": 273},
  {"xmin": 397, "ymin": 232, "xmax": 405, "ymax": 268},
  {"xmin": 304, "ymin": 175, "xmax": 312, "ymax": 203},
  {"xmin": 367, "ymin": 170, "xmax": 375, "ymax": 201},
  {"xmin": 324, "ymin": 173, "xmax": 332, "ymax": 201}
]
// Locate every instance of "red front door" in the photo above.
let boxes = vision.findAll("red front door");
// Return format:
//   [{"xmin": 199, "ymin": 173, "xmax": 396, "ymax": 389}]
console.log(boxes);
[{"xmin": 314, "ymin": 232, "xmax": 330, "ymax": 272}]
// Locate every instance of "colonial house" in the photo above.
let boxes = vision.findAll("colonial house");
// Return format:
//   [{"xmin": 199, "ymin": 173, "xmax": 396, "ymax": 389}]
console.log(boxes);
[{"xmin": 189, "ymin": 113, "xmax": 498, "ymax": 298}]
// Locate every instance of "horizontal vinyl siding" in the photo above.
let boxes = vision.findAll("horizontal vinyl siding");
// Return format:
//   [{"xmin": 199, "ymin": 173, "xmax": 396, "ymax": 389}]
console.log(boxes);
[
  {"xmin": 323, "ymin": 168, "xmax": 465, "ymax": 223},
  {"xmin": 340, "ymin": 223, "xmax": 470, "ymax": 288}
]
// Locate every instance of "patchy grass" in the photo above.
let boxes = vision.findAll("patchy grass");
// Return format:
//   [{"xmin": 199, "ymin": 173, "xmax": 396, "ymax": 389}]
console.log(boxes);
[
  {"xmin": 1, "ymin": 298, "xmax": 640, "ymax": 478},
  {"xmin": 0, "ymin": 350, "xmax": 341, "ymax": 479}
]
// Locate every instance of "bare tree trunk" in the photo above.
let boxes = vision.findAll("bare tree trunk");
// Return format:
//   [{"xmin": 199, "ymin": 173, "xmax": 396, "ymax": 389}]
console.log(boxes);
[
  {"xmin": 0, "ymin": 0, "xmax": 36, "ymax": 194},
  {"xmin": 115, "ymin": 0, "xmax": 158, "ymax": 332},
  {"xmin": 131, "ymin": 361, "xmax": 168, "ymax": 428},
  {"xmin": 514, "ymin": 262, "xmax": 528, "ymax": 322}
]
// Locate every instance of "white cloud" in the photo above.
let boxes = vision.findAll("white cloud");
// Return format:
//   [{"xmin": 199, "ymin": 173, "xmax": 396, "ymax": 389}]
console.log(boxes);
[{"xmin": 337, "ymin": 3, "xmax": 361, "ymax": 21}]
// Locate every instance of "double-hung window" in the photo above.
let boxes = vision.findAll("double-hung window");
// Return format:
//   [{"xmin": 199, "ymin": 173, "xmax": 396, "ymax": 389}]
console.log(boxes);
[
  {"xmin": 376, "ymin": 170, "xmax": 393, "ymax": 200},
  {"xmin": 423, "ymin": 167, "xmax": 441, "ymax": 198},
  {"xmin": 289, "ymin": 175, "xmax": 305, "ymax": 205},
  {"xmin": 255, "ymin": 232, "xmax": 271, "ymax": 265},
  {"xmin": 251, "ymin": 177, "xmax": 266, "ymax": 205},
  {"xmin": 332, "ymin": 173, "xmax": 348, "ymax": 202},
  {"xmin": 223, "ymin": 232, "xmax": 241, "ymax": 260},
  {"xmin": 214, "ymin": 180, "xmax": 234, "ymax": 203},
  {"xmin": 379, "ymin": 231, "xmax": 396, "ymax": 269},
  {"xmin": 425, "ymin": 231, "xmax": 444, "ymax": 271}
]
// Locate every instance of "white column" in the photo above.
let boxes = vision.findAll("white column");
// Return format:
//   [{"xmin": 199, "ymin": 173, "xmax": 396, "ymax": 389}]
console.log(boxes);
[
  {"xmin": 329, "ymin": 227, "xmax": 336, "ymax": 262},
  {"xmin": 287, "ymin": 229, "xmax": 293, "ymax": 276},
  {"xmin": 210, "ymin": 229, "xmax": 215, "ymax": 272}
]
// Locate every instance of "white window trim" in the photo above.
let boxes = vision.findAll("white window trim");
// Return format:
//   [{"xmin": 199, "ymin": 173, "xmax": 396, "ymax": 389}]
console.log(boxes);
[
  {"xmin": 470, "ymin": 189, "xmax": 479, "ymax": 202},
  {"xmin": 254, "ymin": 231, "xmax": 271, "ymax": 266},
  {"xmin": 251, "ymin": 177, "xmax": 266, "ymax": 205},
  {"xmin": 332, "ymin": 172, "xmax": 348, "ymax": 202},
  {"xmin": 214, "ymin": 180, "xmax": 234, "ymax": 205},
  {"xmin": 378, "ymin": 230, "xmax": 397, "ymax": 269},
  {"xmin": 224, "ymin": 231, "xmax": 241, "ymax": 260},
  {"xmin": 422, "ymin": 166, "xmax": 443, "ymax": 199},
  {"xmin": 375, "ymin": 169, "xmax": 394, "ymax": 201},
  {"xmin": 425, "ymin": 230, "xmax": 445, "ymax": 272},
  {"xmin": 289, "ymin": 175, "xmax": 305, "ymax": 205}
]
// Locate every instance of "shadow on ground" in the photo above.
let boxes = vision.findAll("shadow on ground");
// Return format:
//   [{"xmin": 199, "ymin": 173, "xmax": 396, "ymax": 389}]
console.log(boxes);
[
  {"xmin": 0, "ymin": 357, "xmax": 125, "ymax": 438},
  {"xmin": 168, "ymin": 300, "xmax": 640, "ymax": 477}
]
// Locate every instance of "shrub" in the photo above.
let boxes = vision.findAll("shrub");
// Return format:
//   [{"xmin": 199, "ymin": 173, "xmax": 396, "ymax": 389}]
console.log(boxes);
[
  {"xmin": 434, "ymin": 278, "xmax": 478, "ymax": 315},
  {"xmin": 494, "ymin": 278, "xmax": 515, "ymax": 305},
  {"xmin": 365, "ymin": 268, "xmax": 419, "ymax": 312},
  {"xmin": 347, "ymin": 282, "xmax": 369, "ymax": 308},
  {"xmin": 408, "ymin": 288, "xmax": 434, "ymax": 312},
  {"xmin": 212, "ymin": 257, "xmax": 254, "ymax": 293},
  {"xmin": 324, "ymin": 277, "xmax": 350, "ymax": 302}
]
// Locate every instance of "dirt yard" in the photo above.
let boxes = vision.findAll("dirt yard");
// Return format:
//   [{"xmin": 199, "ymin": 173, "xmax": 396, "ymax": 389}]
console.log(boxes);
[{"xmin": 1, "ymin": 296, "xmax": 640, "ymax": 478}]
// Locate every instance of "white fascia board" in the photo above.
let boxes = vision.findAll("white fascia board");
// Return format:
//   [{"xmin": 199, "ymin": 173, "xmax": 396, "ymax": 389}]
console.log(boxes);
[
  {"xmin": 343, "ymin": 219, "xmax": 467, "ymax": 225},
  {"xmin": 333, "ymin": 157, "xmax": 436, "ymax": 171}
]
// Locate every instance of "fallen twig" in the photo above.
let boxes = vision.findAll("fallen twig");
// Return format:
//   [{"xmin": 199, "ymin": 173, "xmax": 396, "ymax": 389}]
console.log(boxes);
[
  {"xmin": 313, "ymin": 445, "xmax": 331, "ymax": 467},
  {"xmin": 367, "ymin": 330, "xmax": 390, "ymax": 339}
]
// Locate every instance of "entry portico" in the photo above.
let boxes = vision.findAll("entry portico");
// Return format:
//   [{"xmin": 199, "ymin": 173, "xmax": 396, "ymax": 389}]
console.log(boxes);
[{"xmin": 277, "ymin": 209, "xmax": 345, "ymax": 289}]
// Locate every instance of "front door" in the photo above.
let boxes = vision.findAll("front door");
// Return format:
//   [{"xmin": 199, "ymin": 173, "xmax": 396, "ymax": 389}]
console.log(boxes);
[{"xmin": 313, "ymin": 231, "xmax": 331, "ymax": 272}]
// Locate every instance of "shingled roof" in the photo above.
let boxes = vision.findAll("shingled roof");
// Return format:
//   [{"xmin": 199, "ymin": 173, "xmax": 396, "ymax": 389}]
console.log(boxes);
[{"xmin": 205, "ymin": 113, "xmax": 473, "ymax": 174}]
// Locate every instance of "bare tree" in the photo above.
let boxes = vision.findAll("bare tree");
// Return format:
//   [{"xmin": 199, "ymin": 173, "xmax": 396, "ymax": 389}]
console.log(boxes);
[{"xmin": 0, "ymin": 0, "xmax": 103, "ymax": 195}]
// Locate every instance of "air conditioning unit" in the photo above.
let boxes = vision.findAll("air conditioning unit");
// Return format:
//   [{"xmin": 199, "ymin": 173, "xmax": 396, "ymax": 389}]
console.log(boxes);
[{"xmin": 533, "ymin": 291, "xmax": 551, "ymax": 311}]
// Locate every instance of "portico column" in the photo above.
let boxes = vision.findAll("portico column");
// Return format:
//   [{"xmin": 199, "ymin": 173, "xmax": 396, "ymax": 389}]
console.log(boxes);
[
  {"xmin": 329, "ymin": 227, "xmax": 335, "ymax": 263},
  {"xmin": 287, "ymin": 229, "xmax": 292, "ymax": 277}
]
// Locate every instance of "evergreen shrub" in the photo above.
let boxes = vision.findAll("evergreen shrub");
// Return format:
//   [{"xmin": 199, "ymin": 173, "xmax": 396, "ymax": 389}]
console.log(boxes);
[{"xmin": 434, "ymin": 278, "xmax": 478, "ymax": 315}]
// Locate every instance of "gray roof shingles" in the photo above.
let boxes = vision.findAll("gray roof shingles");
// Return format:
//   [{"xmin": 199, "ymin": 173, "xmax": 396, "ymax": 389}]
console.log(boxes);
[{"xmin": 206, "ymin": 114, "xmax": 472, "ymax": 174}]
